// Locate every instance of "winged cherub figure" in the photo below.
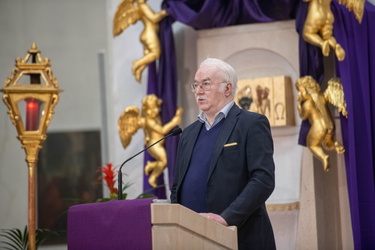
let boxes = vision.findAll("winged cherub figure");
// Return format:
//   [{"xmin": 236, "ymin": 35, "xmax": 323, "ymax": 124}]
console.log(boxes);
[
  {"xmin": 118, "ymin": 94, "xmax": 183, "ymax": 187},
  {"xmin": 302, "ymin": 0, "xmax": 365, "ymax": 61},
  {"xmin": 113, "ymin": 0, "xmax": 168, "ymax": 83},
  {"xmin": 296, "ymin": 76, "xmax": 348, "ymax": 172}
]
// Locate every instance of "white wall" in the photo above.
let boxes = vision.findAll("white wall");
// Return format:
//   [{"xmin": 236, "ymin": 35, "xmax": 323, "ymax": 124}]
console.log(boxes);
[
  {"xmin": 0, "ymin": 1, "xmax": 194, "ymax": 249},
  {"xmin": 0, "ymin": 0, "xmax": 108, "ymax": 249}
]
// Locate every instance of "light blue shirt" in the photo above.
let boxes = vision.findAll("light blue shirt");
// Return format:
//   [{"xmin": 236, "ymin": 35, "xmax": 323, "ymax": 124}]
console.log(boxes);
[{"xmin": 198, "ymin": 101, "xmax": 234, "ymax": 130}]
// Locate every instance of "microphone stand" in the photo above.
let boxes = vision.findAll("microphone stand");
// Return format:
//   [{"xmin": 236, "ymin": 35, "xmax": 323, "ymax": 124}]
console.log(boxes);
[{"xmin": 117, "ymin": 129, "xmax": 180, "ymax": 200}]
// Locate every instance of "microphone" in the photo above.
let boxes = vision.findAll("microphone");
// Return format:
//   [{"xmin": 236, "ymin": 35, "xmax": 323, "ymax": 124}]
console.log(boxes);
[{"xmin": 117, "ymin": 127, "xmax": 182, "ymax": 200}]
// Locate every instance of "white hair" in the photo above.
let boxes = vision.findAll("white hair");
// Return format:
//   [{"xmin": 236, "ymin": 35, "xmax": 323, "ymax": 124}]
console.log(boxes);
[{"xmin": 199, "ymin": 58, "xmax": 238, "ymax": 96}]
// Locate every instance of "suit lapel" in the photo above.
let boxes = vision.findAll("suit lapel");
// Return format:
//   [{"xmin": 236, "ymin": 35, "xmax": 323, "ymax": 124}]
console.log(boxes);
[{"xmin": 207, "ymin": 105, "xmax": 241, "ymax": 180}]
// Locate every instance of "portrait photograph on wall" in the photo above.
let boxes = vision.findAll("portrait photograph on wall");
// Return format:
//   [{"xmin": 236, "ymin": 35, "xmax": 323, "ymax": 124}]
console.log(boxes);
[{"xmin": 37, "ymin": 130, "xmax": 103, "ymax": 244}]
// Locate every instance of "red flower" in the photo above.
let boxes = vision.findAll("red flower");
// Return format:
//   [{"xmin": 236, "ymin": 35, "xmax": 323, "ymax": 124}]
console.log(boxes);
[{"xmin": 101, "ymin": 163, "xmax": 118, "ymax": 195}]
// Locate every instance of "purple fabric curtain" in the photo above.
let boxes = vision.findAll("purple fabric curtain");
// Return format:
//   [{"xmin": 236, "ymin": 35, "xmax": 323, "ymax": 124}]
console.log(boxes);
[
  {"xmin": 143, "ymin": 62, "xmax": 167, "ymax": 199},
  {"xmin": 144, "ymin": 15, "xmax": 179, "ymax": 199},
  {"xmin": 155, "ymin": 0, "xmax": 375, "ymax": 247},
  {"xmin": 331, "ymin": 1, "xmax": 375, "ymax": 248},
  {"xmin": 295, "ymin": 0, "xmax": 325, "ymax": 146},
  {"xmin": 162, "ymin": 0, "xmax": 298, "ymax": 29}
]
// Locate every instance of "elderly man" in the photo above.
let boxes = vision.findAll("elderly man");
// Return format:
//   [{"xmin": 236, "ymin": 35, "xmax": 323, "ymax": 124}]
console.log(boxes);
[{"xmin": 171, "ymin": 58, "xmax": 276, "ymax": 249}]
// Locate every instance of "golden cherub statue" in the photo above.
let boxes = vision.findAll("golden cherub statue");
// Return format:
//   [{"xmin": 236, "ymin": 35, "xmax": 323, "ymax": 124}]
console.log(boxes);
[
  {"xmin": 296, "ymin": 76, "xmax": 348, "ymax": 172},
  {"xmin": 118, "ymin": 94, "xmax": 183, "ymax": 187},
  {"xmin": 302, "ymin": 0, "xmax": 365, "ymax": 61},
  {"xmin": 113, "ymin": 0, "xmax": 168, "ymax": 83}
]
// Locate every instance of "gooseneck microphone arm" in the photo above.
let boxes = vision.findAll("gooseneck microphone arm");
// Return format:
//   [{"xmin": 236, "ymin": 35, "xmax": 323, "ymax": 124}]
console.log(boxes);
[{"xmin": 117, "ymin": 127, "xmax": 182, "ymax": 200}]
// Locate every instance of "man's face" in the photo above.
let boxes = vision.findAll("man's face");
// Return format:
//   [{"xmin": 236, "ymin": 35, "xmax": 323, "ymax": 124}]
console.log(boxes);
[{"xmin": 194, "ymin": 65, "xmax": 230, "ymax": 117}]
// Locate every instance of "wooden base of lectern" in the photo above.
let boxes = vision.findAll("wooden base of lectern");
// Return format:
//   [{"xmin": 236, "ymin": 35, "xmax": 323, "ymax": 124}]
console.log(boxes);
[{"xmin": 151, "ymin": 203, "xmax": 238, "ymax": 250}]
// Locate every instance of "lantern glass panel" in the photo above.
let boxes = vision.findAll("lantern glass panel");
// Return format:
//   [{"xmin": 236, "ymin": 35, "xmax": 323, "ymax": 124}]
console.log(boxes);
[{"xmin": 17, "ymin": 98, "xmax": 45, "ymax": 131}]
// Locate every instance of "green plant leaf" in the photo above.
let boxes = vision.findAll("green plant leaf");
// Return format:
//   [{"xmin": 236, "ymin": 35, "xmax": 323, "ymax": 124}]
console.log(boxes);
[
  {"xmin": 121, "ymin": 182, "xmax": 132, "ymax": 193},
  {"xmin": 96, "ymin": 197, "xmax": 111, "ymax": 202},
  {"xmin": 1, "ymin": 226, "xmax": 59, "ymax": 250},
  {"xmin": 121, "ymin": 193, "xmax": 128, "ymax": 200},
  {"xmin": 2, "ymin": 244, "xmax": 20, "ymax": 250},
  {"xmin": 0, "ymin": 228, "xmax": 26, "ymax": 249},
  {"xmin": 1, "ymin": 238, "xmax": 23, "ymax": 250},
  {"xmin": 135, "ymin": 185, "xmax": 164, "ymax": 199},
  {"xmin": 36, "ymin": 228, "xmax": 59, "ymax": 247},
  {"xmin": 138, "ymin": 193, "xmax": 156, "ymax": 198},
  {"xmin": 22, "ymin": 226, "xmax": 28, "ymax": 248},
  {"xmin": 4, "ymin": 230, "xmax": 23, "ymax": 248}
]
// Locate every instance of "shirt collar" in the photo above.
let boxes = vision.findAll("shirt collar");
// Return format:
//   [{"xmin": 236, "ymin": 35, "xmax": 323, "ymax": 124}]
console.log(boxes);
[{"xmin": 198, "ymin": 101, "xmax": 234, "ymax": 130}]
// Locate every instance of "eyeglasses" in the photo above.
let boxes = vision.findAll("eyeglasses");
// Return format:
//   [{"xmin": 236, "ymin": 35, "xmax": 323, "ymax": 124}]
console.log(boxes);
[
  {"xmin": 191, "ymin": 81, "xmax": 212, "ymax": 93},
  {"xmin": 191, "ymin": 81, "xmax": 227, "ymax": 93}
]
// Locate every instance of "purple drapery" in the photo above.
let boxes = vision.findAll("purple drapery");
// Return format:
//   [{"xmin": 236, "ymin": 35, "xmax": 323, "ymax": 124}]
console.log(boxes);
[
  {"xmin": 162, "ymin": 0, "xmax": 297, "ymax": 29},
  {"xmin": 331, "ymin": 2, "xmax": 375, "ymax": 248},
  {"xmin": 143, "ymin": 15, "xmax": 179, "ymax": 199},
  {"xmin": 156, "ymin": 0, "xmax": 375, "ymax": 248},
  {"xmin": 295, "ymin": 0, "xmax": 325, "ymax": 146}
]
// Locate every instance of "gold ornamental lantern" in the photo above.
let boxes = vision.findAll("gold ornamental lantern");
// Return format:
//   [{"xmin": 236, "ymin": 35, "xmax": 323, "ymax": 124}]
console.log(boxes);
[{"xmin": 1, "ymin": 43, "xmax": 62, "ymax": 250}]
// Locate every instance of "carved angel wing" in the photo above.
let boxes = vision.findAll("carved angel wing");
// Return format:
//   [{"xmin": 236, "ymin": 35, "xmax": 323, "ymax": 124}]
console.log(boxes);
[
  {"xmin": 338, "ymin": 0, "xmax": 365, "ymax": 23},
  {"xmin": 118, "ymin": 106, "xmax": 143, "ymax": 149},
  {"xmin": 323, "ymin": 78, "xmax": 348, "ymax": 118},
  {"xmin": 113, "ymin": 0, "xmax": 140, "ymax": 37}
]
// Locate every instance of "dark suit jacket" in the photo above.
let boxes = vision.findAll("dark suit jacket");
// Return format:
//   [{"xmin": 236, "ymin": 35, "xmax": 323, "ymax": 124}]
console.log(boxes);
[{"xmin": 171, "ymin": 104, "xmax": 276, "ymax": 250}]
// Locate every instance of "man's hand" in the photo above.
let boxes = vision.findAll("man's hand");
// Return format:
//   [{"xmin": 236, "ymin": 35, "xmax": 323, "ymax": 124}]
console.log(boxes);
[{"xmin": 199, "ymin": 213, "xmax": 228, "ymax": 226}]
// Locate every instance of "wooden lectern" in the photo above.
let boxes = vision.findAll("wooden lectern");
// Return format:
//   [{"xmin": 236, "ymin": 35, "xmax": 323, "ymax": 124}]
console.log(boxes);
[{"xmin": 151, "ymin": 203, "xmax": 237, "ymax": 250}]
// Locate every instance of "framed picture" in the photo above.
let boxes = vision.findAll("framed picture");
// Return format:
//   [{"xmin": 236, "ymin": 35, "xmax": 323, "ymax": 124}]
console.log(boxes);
[{"xmin": 37, "ymin": 130, "xmax": 103, "ymax": 244}]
